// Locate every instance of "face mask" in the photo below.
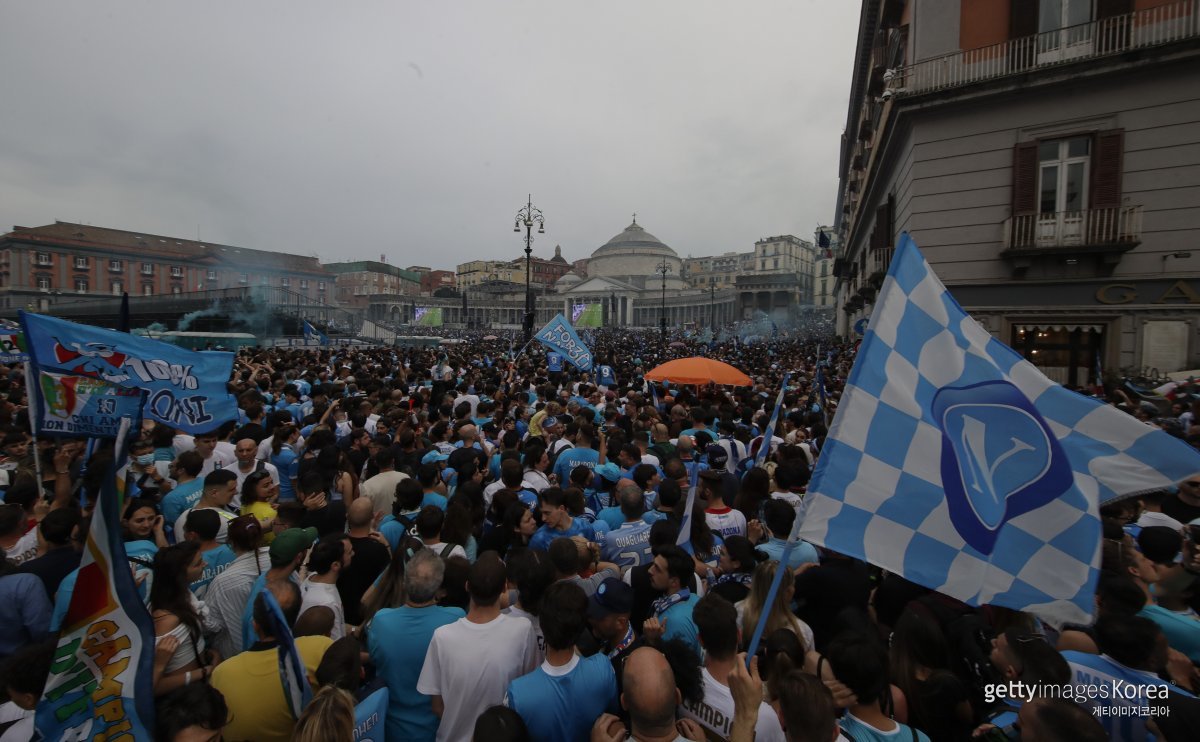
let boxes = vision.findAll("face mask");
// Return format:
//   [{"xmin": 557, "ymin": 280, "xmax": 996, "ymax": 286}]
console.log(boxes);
[{"xmin": 135, "ymin": 454, "xmax": 154, "ymax": 466}]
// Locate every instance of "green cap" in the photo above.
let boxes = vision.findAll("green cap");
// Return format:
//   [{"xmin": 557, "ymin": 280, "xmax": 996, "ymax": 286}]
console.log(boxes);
[{"xmin": 269, "ymin": 527, "xmax": 318, "ymax": 566}]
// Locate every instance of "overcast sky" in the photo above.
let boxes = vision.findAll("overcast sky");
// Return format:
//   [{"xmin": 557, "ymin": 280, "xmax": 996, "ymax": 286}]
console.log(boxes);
[{"xmin": 0, "ymin": 1, "xmax": 860, "ymax": 269}]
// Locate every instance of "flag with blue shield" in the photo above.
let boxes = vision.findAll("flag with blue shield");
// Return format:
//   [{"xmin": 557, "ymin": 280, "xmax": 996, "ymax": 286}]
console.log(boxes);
[{"xmin": 801, "ymin": 234, "xmax": 1200, "ymax": 624}]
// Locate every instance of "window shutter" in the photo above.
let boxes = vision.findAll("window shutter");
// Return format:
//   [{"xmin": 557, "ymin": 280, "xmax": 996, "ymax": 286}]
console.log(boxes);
[
  {"xmin": 1012, "ymin": 142, "xmax": 1040, "ymax": 216},
  {"xmin": 876, "ymin": 204, "xmax": 890, "ymax": 249},
  {"xmin": 1010, "ymin": 0, "xmax": 1038, "ymax": 39},
  {"xmin": 1091, "ymin": 129, "xmax": 1125, "ymax": 209}
]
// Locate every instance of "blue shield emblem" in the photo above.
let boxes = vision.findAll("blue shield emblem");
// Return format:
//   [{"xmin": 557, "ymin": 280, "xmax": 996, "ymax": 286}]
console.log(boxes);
[{"xmin": 932, "ymin": 381, "xmax": 1072, "ymax": 554}]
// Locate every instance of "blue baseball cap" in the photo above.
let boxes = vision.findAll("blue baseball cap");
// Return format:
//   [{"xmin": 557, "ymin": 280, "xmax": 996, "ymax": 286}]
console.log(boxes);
[
  {"xmin": 594, "ymin": 462, "xmax": 622, "ymax": 483},
  {"xmin": 421, "ymin": 450, "xmax": 449, "ymax": 465}
]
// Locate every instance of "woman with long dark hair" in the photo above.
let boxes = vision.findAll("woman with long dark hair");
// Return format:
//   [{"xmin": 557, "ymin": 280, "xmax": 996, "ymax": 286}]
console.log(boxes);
[
  {"xmin": 485, "ymin": 500, "xmax": 538, "ymax": 560},
  {"xmin": 150, "ymin": 541, "xmax": 215, "ymax": 695},
  {"xmin": 240, "ymin": 470, "xmax": 278, "ymax": 538}
]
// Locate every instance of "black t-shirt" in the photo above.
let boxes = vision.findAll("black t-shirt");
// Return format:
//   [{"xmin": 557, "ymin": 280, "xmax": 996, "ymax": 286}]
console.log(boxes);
[
  {"xmin": 338, "ymin": 535, "xmax": 392, "ymax": 625},
  {"xmin": 1161, "ymin": 494, "xmax": 1200, "ymax": 526}
]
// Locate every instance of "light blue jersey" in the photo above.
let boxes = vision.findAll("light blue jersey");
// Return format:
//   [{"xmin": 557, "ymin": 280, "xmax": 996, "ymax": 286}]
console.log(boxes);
[{"xmin": 596, "ymin": 520, "xmax": 654, "ymax": 571}]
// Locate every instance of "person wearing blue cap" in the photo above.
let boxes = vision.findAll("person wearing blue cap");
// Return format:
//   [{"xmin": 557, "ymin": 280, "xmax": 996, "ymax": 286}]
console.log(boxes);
[{"xmin": 579, "ymin": 577, "xmax": 642, "ymax": 681}]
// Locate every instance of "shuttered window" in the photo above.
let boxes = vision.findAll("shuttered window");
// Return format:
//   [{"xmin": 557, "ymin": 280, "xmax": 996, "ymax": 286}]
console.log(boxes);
[{"xmin": 1012, "ymin": 130, "xmax": 1124, "ymax": 214}]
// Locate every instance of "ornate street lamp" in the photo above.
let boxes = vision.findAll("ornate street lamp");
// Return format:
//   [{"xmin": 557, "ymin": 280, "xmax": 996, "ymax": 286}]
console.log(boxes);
[
  {"xmin": 513, "ymin": 195, "xmax": 545, "ymax": 342},
  {"xmin": 655, "ymin": 259, "xmax": 672, "ymax": 348}
]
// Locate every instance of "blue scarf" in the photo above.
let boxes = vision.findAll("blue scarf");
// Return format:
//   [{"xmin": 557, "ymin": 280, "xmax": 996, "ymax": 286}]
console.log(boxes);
[
  {"xmin": 651, "ymin": 588, "xmax": 691, "ymax": 617},
  {"xmin": 712, "ymin": 571, "xmax": 753, "ymax": 589}
]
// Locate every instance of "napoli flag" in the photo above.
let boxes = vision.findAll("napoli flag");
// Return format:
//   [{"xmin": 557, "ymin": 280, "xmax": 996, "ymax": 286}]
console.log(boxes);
[
  {"xmin": 801, "ymin": 234, "xmax": 1200, "ymax": 624},
  {"xmin": 303, "ymin": 319, "xmax": 329, "ymax": 346},
  {"xmin": 20, "ymin": 311, "xmax": 238, "ymax": 434},
  {"xmin": 533, "ymin": 314, "xmax": 593, "ymax": 372}
]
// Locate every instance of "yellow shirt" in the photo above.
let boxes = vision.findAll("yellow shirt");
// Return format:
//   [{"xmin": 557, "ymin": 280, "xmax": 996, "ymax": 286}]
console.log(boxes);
[
  {"xmin": 241, "ymin": 502, "xmax": 278, "ymax": 544},
  {"xmin": 210, "ymin": 634, "xmax": 332, "ymax": 742}
]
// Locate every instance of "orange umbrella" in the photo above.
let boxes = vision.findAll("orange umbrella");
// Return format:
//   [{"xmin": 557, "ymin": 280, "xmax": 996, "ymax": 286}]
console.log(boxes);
[{"xmin": 644, "ymin": 357, "xmax": 752, "ymax": 386}]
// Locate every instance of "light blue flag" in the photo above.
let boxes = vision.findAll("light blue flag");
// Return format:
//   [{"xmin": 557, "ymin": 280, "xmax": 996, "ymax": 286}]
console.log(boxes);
[
  {"xmin": 754, "ymin": 373, "xmax": 791, "ymax": 467},
  {"xmin": 533, "ymin": 314, "xmax": 593, "ymax": 372},
  {"xmin": 597, "ymin": 365, "xmax": 617, "ymax": 387},
  {"xmin": 800, "ymin": 234, "xmax": 1200, "ymax": 624},
  {"xmin": 20, "ymin": 312, "xmax": 239, "ymax": 434},
  {"xmin": 303, "ymin": 319, "xmax": 329, "ymax": 346}
]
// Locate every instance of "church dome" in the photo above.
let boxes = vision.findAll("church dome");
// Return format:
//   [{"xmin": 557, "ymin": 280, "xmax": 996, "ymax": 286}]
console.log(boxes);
[
  {"xmin": 555, "ymin": 271, "xmax": 583, "ymax": 289},
  {"xmin": 590, "ymin": 218, "xmax": 678, "ymax": 261},
  {"xmin": 586, "ymin": 217, "xmax": 685, "ymax": 291}
]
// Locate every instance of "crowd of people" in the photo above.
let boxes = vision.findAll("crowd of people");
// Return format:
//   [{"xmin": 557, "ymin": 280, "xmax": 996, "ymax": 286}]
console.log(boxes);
[{"xmin": 0, "ymin": 326, "xmax": 1199, "ymax": 741}]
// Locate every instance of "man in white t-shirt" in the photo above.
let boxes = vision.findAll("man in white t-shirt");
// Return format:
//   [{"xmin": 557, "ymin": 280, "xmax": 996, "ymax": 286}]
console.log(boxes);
[
  {"xmin": 0, "ymin": 504, "xmax": 39, "ymax": 566},
  {"xmin": 193, "ymin": 430, "xmax": 235, "ymax": 478},
  {"xmin": 418, "ymin": 553, "xmax": 537, "ymax": 742},
  {"xmin": 222, "ymin": 439, "xmax": 280, "ymax": 508},
  {"xmin": 680, "ymin": 593, "xmax": 786, "ymax": 741},
  {"xmin": 298, "ymin": 534, "xmax": 353, "ymax": 641}
]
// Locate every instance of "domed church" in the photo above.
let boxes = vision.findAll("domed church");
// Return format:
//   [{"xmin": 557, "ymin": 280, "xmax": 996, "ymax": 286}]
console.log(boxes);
[{"xmin": 584, "ymin": 216, "xmax": 686, "ymax": 291}]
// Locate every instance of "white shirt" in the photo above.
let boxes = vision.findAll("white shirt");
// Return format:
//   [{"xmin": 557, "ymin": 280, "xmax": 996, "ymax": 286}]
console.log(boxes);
[
  {"xmin": 417, "ymin": 613, "xmax": 538, "ymax": 742},
  {"xmin": 483, "ymin": 479, "xmax": 507, "ymax": 509},
  {"xmin": 771, "ymin": 490, "xmax": 803, "ymax": 508},
  {"xmin": 172, "ymin": 434, "xmax": 195, "ymax": 455},
  {"xmin": 215, "ymin": 440, "xmax": 236, "ymax": 461},
  {"xmin": 503, "ymin": 604, "xmax": 546, "ymax": 666},
  {"xmin": 359, "ymin": 470, "xmax": 409, "ymax": 517},
  {"xmin": 199, "ymin": 450, "xmax": 236, "ymax": 478},
  {"xmin": 5, "ymin": 529, "xmax": 39, "ymax": 566},
  {"xmin": 299, "ymin": 578, "xmax": 346, "ymax": 640},
  {"xmin": 424, "ymin": 541, "xmax": 467, "ymax": 561},
  {"xmin": 522, "ymin": 470, "xmax": 552, "ymax": 493},
  {"xmin": 705, "ymin": 507, "xmax": 748, "ymax": 540},
  {"xmin": 679, "ymin": 667, "xmax": 786, "ymax": 742},
  {"xmin": 205, "ymin": 548, "xmax": 271, "ymax": 659},
  {"xmin": 174, "ymin": 506, "xmax": 237, "ymax": 545}
]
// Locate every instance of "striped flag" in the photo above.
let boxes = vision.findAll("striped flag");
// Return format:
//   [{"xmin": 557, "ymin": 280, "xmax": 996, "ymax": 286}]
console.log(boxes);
[
  {"xmin": 259, "ymin": 587, "xmax": 313, "ymax": 718},
  {"xmin": 35, "ymin": 418, "xmax": 156, "ymax": 740},
  {"xmin": 800, "ymin": 234, "xmax": 1200, "ymax": 624}
]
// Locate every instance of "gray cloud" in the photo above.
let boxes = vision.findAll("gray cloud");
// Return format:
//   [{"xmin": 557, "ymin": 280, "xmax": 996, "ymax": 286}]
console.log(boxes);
[{"xmin": 0, "ymin": 0, "xmax": 859, "ymax": 267}]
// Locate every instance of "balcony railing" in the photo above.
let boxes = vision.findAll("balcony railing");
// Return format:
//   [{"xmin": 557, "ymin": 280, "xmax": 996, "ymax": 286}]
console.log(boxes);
[
  {"xmin": 867, "ymin": 245, "xmax": 894, "ymax": 284},
  {"xmin": 1004, "ymin": 206, "xmax": 1143, "ymax": 251},
  {"xmin": 895, "ymin": 1, "xmax": 1199, "ymax": 96}
]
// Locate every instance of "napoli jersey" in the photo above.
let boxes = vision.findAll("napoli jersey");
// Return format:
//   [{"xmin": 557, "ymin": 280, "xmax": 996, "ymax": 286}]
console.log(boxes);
[
  {"xmin": 596, "ymin": 520, "xmax": 654, "ymax": 571},
  {"xmin": 1062, "ymin": 650, "xmax": 1186, "ymax": 741},
  {"xmin": 552, "ymin": 447, "xmax": 599, "ymax": 485}
]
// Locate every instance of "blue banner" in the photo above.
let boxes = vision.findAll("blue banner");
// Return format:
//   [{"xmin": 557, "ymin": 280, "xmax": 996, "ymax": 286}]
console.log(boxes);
[
  {"xmin": 36, "ymin": 418, "xmax": 156, "ymax": 740},
  {"xmin": 303, "ymin": 319, "xmax": 329, "ymax": 346},
  {"xmin": 597, "ymin": 365, "xmax": 616, "ymax": 387},
  {"xmin": 34, "ymin": 370, "xmax": 146, "ymax": 438},
  {"xmin": 20, "ymin": 311, "xmax": 238, "ymax": 433},
  {"xmin": 547, "ymin": 352, "xmax": 563, "ymax": 373},
  {"xmin": 534, "ymin": 314, "xmax": 593, "ymax": 372}
]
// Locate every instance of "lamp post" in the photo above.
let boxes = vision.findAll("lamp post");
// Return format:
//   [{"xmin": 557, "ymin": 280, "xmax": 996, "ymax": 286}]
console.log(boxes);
[
  {"xmin": 610, "ymin": 291, "xmax": 617, "ymax": 328},
  {"xmin": 513, "ymin": 195, "xmax": 545, "ymax": 342},
  {"xmin": 655, "ymin": 258, "xmax": 671, "ymax": 348}
]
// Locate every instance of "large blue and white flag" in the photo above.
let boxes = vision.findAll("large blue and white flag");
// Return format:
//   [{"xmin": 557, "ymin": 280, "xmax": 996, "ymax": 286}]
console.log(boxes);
[
  {"xmin": 20, "ymin": 312, "xmax": 238, "ymax": 434},
  {"xmin": 303, "ymin": 319, "xmax": 329, "ymax": 346},
  {"xmin": 801, "ymin": 234, "xmax": 1200, "ymax": 624},
  {"xmin": 533, "ymin": 314, "xmax": 593, "ymax": 372}
]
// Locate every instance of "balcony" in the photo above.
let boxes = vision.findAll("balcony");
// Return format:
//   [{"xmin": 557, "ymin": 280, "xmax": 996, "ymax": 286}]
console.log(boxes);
[
  {"xmin": 867, "ymin": 245, "xmax": 894, "ymax": 287},
  {"xmin": 894, "ymin": 1, "xmax": 1199, "ymax": 96},
  {"xmin": 1002, "ymin": 206, "xmax": 1142, "ymax": 274}
]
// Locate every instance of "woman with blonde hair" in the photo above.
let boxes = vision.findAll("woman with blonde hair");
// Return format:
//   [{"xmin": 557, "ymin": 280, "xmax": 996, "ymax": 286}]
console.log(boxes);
[
  {"xmin": 736, "ymin": 560, "xmax": 815, "ymax": 655},
  {"xmin": 292, "ymin": 685, "xmax": 356, "ymax": 742}
]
